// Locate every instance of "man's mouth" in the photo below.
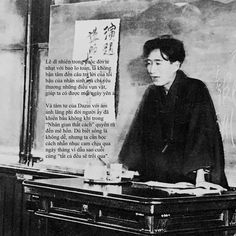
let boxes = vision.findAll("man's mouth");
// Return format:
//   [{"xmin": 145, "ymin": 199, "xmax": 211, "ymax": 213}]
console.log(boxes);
[{"xmin": 151, "ymin": 76, "xmax": 160, "ymax": 81}]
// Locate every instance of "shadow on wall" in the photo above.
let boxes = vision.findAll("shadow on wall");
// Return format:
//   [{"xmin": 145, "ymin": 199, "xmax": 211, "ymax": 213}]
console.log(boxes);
[{"xmin": 127, "ymin": 56, "xmax": 151, "ymax": 85}]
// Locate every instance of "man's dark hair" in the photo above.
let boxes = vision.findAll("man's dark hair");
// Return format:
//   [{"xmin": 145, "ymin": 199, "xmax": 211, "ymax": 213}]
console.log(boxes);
[{"xmin": 143, "ymin": 35, "xmax": 185, "ymax": 65}]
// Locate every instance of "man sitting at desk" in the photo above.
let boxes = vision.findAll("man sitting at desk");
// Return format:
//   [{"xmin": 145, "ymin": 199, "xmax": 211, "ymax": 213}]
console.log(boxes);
[{"xmin": 119, "ymin": 35, "xmax": 228, "ymax": 191}]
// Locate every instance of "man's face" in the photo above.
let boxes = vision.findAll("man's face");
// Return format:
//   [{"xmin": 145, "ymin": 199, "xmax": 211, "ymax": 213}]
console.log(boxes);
[{"xmin": 145, "ymin": 49, "xmax": 179, "ymax": 87}]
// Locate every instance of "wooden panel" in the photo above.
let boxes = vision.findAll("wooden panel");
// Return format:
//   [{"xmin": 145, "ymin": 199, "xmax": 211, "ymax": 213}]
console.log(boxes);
[
  {"xmin": 3, "ymin": 173, "xmax": 15, "ymax": 236},
  {"xmin": 0, "ymin": 174, "xmax": 5, "ymax": 235},
  {"xmin": 22, "ymin": 194, "xmax": 41, "ymax": 236},
  {"xmin": 12, "ymin": 179, "xmax": 24, "ymax": 236},
  {"xmin": 0, "ymin": 168, "xmax": 63, "ymax": 236}
]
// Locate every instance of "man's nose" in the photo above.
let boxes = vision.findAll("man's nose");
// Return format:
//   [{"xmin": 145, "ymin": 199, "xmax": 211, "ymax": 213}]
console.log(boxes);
[{"xmin": 149, "ymin": 64, "xmax": 157, "ymax": 74}]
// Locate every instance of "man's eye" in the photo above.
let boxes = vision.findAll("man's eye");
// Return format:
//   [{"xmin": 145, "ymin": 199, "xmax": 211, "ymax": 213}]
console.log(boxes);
[{"xmin": 145, "ymin": 62, "xmax": 151, "ymax": 66}]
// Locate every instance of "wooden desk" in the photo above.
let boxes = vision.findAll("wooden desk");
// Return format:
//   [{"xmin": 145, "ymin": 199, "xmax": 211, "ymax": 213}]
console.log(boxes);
[{"xmin": 23, "ymin": 178, "xmax": 236, "ymax": 235}]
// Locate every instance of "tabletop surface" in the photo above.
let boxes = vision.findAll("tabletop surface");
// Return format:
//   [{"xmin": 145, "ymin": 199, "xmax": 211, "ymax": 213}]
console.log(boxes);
[{"xmin": 23, "ymin": 177, "xmax": 236, "ymax": 204}]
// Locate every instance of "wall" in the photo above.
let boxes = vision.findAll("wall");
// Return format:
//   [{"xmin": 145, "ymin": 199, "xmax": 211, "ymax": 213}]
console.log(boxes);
[{"xmin": 0, "ymin": 0, "xmax": 26, "ymax": 155}]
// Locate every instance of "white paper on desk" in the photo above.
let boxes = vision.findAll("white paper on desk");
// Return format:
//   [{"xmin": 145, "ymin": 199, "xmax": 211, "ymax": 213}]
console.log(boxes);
[
  {"xmin": 132, "ymin": 181, "xmax": 223, "ymax": 196},
  {"xmin": 172, "ymin": 188, "xmax": 222, "ymax": 196},
  {"xmin": 135, "ymin": 181, "xmax": 195, "ymax": 189}
]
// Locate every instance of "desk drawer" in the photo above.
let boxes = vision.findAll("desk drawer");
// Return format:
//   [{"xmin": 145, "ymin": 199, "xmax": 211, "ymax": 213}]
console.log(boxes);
[{"xmin": 26, "ymin": 196, "xmax": 236, "ymax": 235}]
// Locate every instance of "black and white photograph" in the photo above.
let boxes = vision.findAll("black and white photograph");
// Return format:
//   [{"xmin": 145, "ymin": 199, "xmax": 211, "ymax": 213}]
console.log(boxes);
[{"xmin": 0, "ymin": 0, "xmax": 236, "ymax": 235}]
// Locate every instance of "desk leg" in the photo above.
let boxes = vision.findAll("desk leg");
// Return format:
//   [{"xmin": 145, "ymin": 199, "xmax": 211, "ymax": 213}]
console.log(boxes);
[
  {"xmin": 40, "ymin": 198, "xmax": 50, "ymax": 236},
  {"xmin": 223, "ymin": 210, "xmax": 229, "ymax": 236},
  {"xmin": 37, "ymin": 217, "xmax": 48, "ymax": 236},
  {"xmin": 145, "ymin": 216, "xmax": 155, "ymax": 234},
  {"xmin": 229, "ymin": 209, "xmax": 236, "ymax": 236}
]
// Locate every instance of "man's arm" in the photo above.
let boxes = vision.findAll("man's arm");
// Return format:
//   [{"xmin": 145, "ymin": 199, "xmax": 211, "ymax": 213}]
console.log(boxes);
[{"xmin": 183, "ymin": 81, "xmax": 228, "ymax": 189}]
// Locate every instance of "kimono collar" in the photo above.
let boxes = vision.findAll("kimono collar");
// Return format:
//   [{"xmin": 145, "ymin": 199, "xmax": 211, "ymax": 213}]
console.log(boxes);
[
  {"xmin": 161, "ymin": 70, "xmax": 187, "ymax": 145},
  {"xmin": 167, "ymin": 69, "xmax": 186, "ymax": 95},
  {"xmin": 149, "ymin": 70, "xmax": 187, "ymax": 100}
]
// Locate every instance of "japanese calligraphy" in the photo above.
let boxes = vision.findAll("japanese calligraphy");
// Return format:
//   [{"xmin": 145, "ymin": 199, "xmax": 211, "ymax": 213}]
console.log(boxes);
[
  {"xmin": 87, "ymin": 27, "xmax": 99, "ymax": 59},
  {"xmin": 103, "ymin": 23, "xmax": 117, "ymax": 55}
]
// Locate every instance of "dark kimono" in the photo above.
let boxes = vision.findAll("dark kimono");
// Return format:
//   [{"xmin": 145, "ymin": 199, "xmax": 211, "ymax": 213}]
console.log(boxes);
[{"xmin": 119, "ymin": 70, "xmax": 228, "ymax": 188}]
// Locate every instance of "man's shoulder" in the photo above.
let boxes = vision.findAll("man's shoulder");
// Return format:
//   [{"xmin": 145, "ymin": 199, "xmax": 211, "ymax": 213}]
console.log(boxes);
[
  {"xmin": 180, "ymin": 71, "xmax": 205, "ymax": 87},
  {"xmin": 143, "ymin": 84, "xmax": 158, "ymax": 96},
  {"xmin": 179, "ymin": 70, "xmax": 208, "ymax": 92}
]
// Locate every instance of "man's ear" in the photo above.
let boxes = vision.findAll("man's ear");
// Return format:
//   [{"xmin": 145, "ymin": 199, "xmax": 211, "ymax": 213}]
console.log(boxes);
[{"xmin": 172, "ymin": 61, "xmax": 181, "ymax": 70}]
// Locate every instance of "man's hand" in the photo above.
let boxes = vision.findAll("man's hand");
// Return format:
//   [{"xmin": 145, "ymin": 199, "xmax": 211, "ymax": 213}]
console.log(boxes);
[{"xmin": 195, "ymin": 168, "xmax": 227, "ymax": 192}]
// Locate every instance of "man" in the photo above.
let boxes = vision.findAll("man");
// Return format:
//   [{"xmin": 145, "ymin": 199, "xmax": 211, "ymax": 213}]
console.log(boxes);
[{"xmin": 119, "ymin": 35, "xmax": 228, "ymax": 191}]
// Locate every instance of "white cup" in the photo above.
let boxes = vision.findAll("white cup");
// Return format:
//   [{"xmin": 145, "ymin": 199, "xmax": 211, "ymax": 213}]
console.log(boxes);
[
  {"xmin": 84, "ymin": 164, "xmax": 107, "ymax": 180},
  {"xmin": 109, "ymin": 163, "xmax": 123, "ymax": 181}
]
